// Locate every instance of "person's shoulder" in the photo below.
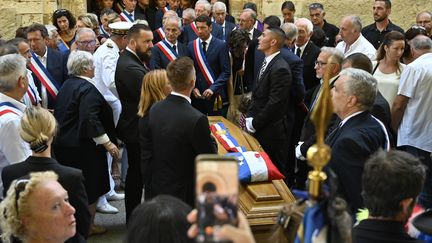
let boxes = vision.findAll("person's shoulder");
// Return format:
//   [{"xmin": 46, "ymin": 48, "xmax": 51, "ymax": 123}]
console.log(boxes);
[
  {"xmin": 389, "ymin": 21, "xmax": 405, "ymax": 33},
  {"xmin": 362, "ymin": 22, "xmax": 376, "ymax": 32}
]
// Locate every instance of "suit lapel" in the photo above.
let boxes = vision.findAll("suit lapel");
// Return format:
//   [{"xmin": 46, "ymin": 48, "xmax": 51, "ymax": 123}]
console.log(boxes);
[{"xmin": 255, "ymin": 54, "xmax": 280, "ymax": 89}]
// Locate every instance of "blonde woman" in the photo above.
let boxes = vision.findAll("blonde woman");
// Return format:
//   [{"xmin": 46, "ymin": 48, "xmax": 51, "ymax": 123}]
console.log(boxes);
[
  {"xmin": 1, "ymin": 106, "xmax": 90, "ymax": 242},
  {"xmin": 138, "ymin": 69, "xmax": 172, "ymax": 200},
  {"xmin": 0, "ymin": 171, "xmax": 76, "ymax": 243}
]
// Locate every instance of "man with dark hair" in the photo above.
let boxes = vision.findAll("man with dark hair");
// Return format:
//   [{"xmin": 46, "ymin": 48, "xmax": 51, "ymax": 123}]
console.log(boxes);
[
  {"xmin": 181, "ymin": 0, "xmax": 223, "ymax": 43},
  {"xmin": 308, "ymin": 3, "xmax": 339, "ymax": 47},
  {"xmin": 187, "ymin": 15, "xmax": 230, "ymax": 116},
  {"xmin": 141, "ymin": 57, "xmax": 216, "ymax": 207},
  {"xmin": 245, "ymin": 27, "xmax": 293, "ymax": 178},
  {"xmin": 115, "ymin": 23, "xmax": 153, "ymax": 221},
  {"xmin": 263, "ymin": 15, "xmax": 281, "ymax": 31},
  {"xmin": 26, "ymin": 23, "xmax": 68, "ymax": 109},
  {"xmin": 120, "ymin": 0, "xmax": 138, "ymax": 22},
  {"xmin": 362, "ymin": 0, "xmax": 404, "ymax": 49},
  {"xmin": 353, "ymin": 150, "xmax": 425, "ymax": 243}
]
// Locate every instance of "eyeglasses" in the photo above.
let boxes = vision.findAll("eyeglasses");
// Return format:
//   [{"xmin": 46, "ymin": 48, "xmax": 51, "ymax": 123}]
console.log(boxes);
[
  {"xmin": 315, "ymin": 60, "xmax": 333, "ymax": 67},
  {"xmin": 14, "ymin": 179, "xmax": 30, "ymax": 214},
  {"xmin": 309, "ymin": 3, "xmax": 324, "ymax": 10},
  {"xmin": 54, "ymin": 9, "xmax": 68, "ymax": 15},
  {"xmin": 77, "ymin": 40, "xmax": 97, "ymax": 46}
]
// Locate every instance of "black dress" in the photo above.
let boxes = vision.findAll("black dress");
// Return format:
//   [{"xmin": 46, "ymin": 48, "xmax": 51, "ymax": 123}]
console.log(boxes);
[{"xmin": 54, "ymin": 76, "xmax": 117, "ymax": 204}]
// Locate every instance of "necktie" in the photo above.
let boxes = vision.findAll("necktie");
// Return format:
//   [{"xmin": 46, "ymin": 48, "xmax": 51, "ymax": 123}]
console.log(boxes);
[
  {"xmin": 295, "ymin": 47, "xmax": 301, "ymax": 57},
  {"xmin": 202, "ymin": 41, "xmax": 207, "ymax": 55},
  {"xmin": 258, "ymin": 59, "xmax": 267, "ymax": 81},
  {"xmin": 172, "ymin": 44, "xmax": 177, "ymax": 55},
  {"xmin": 129, "ymin": 13, "xmax": 134, "ymax": 20}
]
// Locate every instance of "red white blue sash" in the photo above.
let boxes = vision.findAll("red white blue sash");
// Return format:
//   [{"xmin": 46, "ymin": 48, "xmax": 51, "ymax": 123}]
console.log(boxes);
[
  {"xmin": 192, "ymin": 39, "xmax": 216, "ymax": 86},
  {"xmin": 156, "ymin": 40, "xmax": 177, "ymax": 61},
  {"xmin": 155, "ymin": 27, "xmax": 166, "ymax": 40},
  {"xmin": 99, "ymin": 25, "xmax": 110, "ymax": 37},
  {"xmin": 26, "ymin": 84, "xmax": 38, "ymax": 105},
  {"xmin": 161, "ymin": 7, "xmax": 169, "ymax": 13},
  {"xmin": 28, "ymin": 51, "xmax": 60, "ymax": 100},
  {"xmin": 210, "ymin": 122, "xmax": 246, "ymax": 152},
  {"xmin": 120, "ymin": 10, "xmax": 134, "ymax": 23},
  {"xmin": 0, "ymin": 102, "xmax": 23, "ymax": 117},
  {"xmin": 190, "ymin": 22, "xmax": 198, "ymax": 36}
]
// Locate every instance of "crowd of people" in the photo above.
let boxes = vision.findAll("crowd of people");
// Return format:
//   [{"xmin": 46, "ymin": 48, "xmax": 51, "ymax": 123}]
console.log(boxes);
[{"xmin": 0, "ymin": 0, "xmax": 431, "ymax": 242}]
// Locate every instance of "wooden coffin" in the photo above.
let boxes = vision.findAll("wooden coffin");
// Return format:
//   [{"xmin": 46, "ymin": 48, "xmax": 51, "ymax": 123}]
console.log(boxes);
[{"xmin": 208, "ymin": 116, "xmax": 296, "ymax": 243}]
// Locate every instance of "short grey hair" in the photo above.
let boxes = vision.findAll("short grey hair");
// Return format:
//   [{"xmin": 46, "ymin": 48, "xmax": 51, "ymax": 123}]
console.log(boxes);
[
  {"xmin": 76, "ymin": 27, "xmax": 96, "ymax": 42},
  {"xmin": 295, "ymin": 18, "xmax": 314, "ymax": 34},
  {"xmin": 321, "ymin": 47, "xmax": 344, "ymax": 66},
  {"xmin": 195, "ymin": 0, "xmax": 211, "ymax": 12},
  {"xmin": 0, "ymin": 54, "xmax": 27, "ymax": 92},
  {"xmin": 164, "ymin": 16, "xmax": 182, "ymax": 28},
  {"xmin": 183, "ymin": 8, "xmax": 196, "ymax": 19},
  {"xmin": 212, "ymin": 1, "xmax": 227, "ymax": 13},
  {"xmin": 281, "ymin": 23, "xmax": 298, "ymax": 40},
  {"xmin": 339, "ymin": 68, "xmax": 377, "ymax": 110},
  {"xmin": 346, "ymin": 15, "xmax": 362, "ymax": 32},
  {"xmin": 67, "ymin": 50, "xmax": 93, "ymax": 76},
  {"xmin": 242, "ymin": 8, "xmax": 257, "ymax": 21},
  {"xmin": 410, "ymin": 35, "xmax": 432, "ymax": 51},
  {"xmin": 44, "ymin": 25, "xmax": 58, "ymax": 39}
]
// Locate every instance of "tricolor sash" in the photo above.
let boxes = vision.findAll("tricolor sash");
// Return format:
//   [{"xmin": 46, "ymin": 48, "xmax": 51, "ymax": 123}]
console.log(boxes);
[
  {"xmin": 0, "ymin": 102, "xmax": 23, "ymax": 117},
  {"xmin": 99, "ymin": 25, "xmax": 110, "ymax": 38},
  {"xmin": 156, "ymin": 40, "xmax": 177, "ymax": 61},
  {"xmin": 191, "ymin": 39, "xmax": 215, "ymax": 86},
  {"xmin": 114, "ymin": 2, "xmax": 125, "ymax": 14},
  {"xmin": 57, "ymin": 39, "xmax": 70, "ymax": 53},
  {"xmin": 210, "ymin": 122, "xmax": 246, "ymax": 152},
  {"xmin": 190, "ymin": 22, "xmax": 198, "ymax": 36},
  {"xmin": 28, "ymin": 51, "xmax": 60, "ymax": 100},
  {"xmin": 26, "ymin": 85, "xmax": 38, "ymax": 105},
  {"xmin": 155, "ymin": 27, "xmax": 166, "ymax": 40},
  {"xmin": 120, "ymin": 10, "xmax": 134, "ymax": 23}
]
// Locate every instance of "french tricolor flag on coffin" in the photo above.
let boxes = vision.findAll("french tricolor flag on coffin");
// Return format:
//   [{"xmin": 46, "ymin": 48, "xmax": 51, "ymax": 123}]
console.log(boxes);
[{"xmin": 226, "ymin": 151, "xmax": 285, "ymax": 183}]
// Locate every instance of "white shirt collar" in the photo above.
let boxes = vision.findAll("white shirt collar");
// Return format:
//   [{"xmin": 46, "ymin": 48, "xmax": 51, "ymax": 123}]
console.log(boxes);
[
  {"xmin": 171, "ymin": 91, "xmax": 191, "ymax": 103},
  {"xmin": 78, "ymin": 76, "xmax": 97, "ymax": 86},
  {"xmin": 340, "ymin": 110, "xmax": 364, "ymax": 127},
  {"xmin": 0, "ymin": 92, "xmax": 27, "ymax": 112},
  {"xmin": 126, "ymin": 46, "xmax": 141, "ymax": 60},
  {"xmin": 201, "ymin": 35, "xmax": 212, "ymax": 44},
  {"xmin": 264, "ymin": 51, "xmax": 280, "ymax": 65},
  {"xmin": 248, "ymin": 28, "xmax": 254, "ymax": 39},
  {"xmin": 165, "ymin": 38, "xmax": 177, "ymax": 47},
  {"xmin": 295, "ymin": 41, "xmax": 308, "ymax": 56}
]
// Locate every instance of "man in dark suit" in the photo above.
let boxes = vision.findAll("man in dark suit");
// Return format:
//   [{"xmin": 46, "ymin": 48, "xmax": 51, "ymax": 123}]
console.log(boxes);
[
  {"xmin": 294, "ymin": 18, "xmax": 321, "ymax": 92},
  {"xmin": 181, "ymin": 0, "xmax": 224, "ymax": 43},
  {"xmin": 239, "ymin": 9, "xmax": 262, "ymax": 41},
  {"xmin": 295, "ymin": 47, "xmax": 343, "ymax": 189},
  {"xmin": 119, "ymin": 0, "xmax": 138, "ymax": 22},
  {"xmin": 325, "ymin": 68, "xmax": 388, "ymax": 214},
  {"xmin": 187, "ymin": 15, "xmax": 230, "ymax": 116},
  {"xmin": 152, "ymin": 10, "xmax": 177, "ymax": 44},
  {"xmin": 245, "ymin": 27, "xmax": 292, "ymax": 177},
  {"xmin": 2, "ymin": 156, "xmax": 91, "ymax": 243},
  {"xmin": 26, "ymin": 24, "xmax": 68, "ymax": 109},
  {"xmin": 115, "ymin": 23, "xmax": 153, "ymax": 221},
  {"xmin": 151, "ymin": 15, "xmax": 188, "ymax": 69},
  {"xmin": 212, "ymin": 1, "xmax": 236, "ymax": 42},
  {"xmin": 141, "ymin": 57, "xmax": 216, "ymax": 206}
]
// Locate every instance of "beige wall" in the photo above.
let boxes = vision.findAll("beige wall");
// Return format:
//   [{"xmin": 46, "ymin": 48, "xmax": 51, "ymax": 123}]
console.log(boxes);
[
  {"xmin": 230, "ymin": 0, "xmax": 432, "ymax": 31},
  {"xmin": 0, "ymin": 0, "xmax": 86, "ymax": 40}
]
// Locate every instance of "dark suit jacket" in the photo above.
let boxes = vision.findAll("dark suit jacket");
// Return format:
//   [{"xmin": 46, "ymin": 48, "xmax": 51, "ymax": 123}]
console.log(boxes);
[
  {"xmin": 247, "ymin": 53, "xmax": 292, "ymax": 141},
  {"xmin": 251, "ymin": 28, "xmax": 262, "ymax": 40},
  {"xmin": 141, "ymin": 94, "xmax": 216, "ymax": 206},
  {"xmin": 221, "ymin": 21, "xmax": 236, "ymax": 42},
  {"xmin": 134, "ymin": 6, "xmax": 147, "ymax": 21},
  {"xmin": 321, "ymin": 20, "xmax": 340, "ymax": 47},
  {"xmin": 150, "ymin": 40, "xmax": 188, "ymax": 69},
  {"xmin": 154, "ymin": 7, "xmax": 183, "ymax": 29},
  {"xmin": 225, "ymin": 14, "xmax": 235, "ymax": 24},
  {"xmin": 181, "ymin": 22, "xmax": 224, "ymax": 44},
  {"xmin": 325, "ymin": 111, "xmax": 386, "ymax": 214},
  {"xmin": 299, "ymin": 41, "xmax": 320, "ymax": 91},
  {"xmin": 115, "ymin": 49, "xmax": 148, "ymax": 143},
  {"xmin": 2, "ymin": 156, "xmax": 90, "ymax": 243},
  {"xmin": 188, "ymin": 36, "xmax": 230, "ymax": 113},
  {"xmin": 152, "ymin": 28, "xmax": 164, "ymax": 44},
  {"xmin": 353, "ymin": 219, "xmax": 424, "ymax": 243},
  {"xmin": 31, "ymin": 47, "xmax": 68, "ymax": 109}
]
